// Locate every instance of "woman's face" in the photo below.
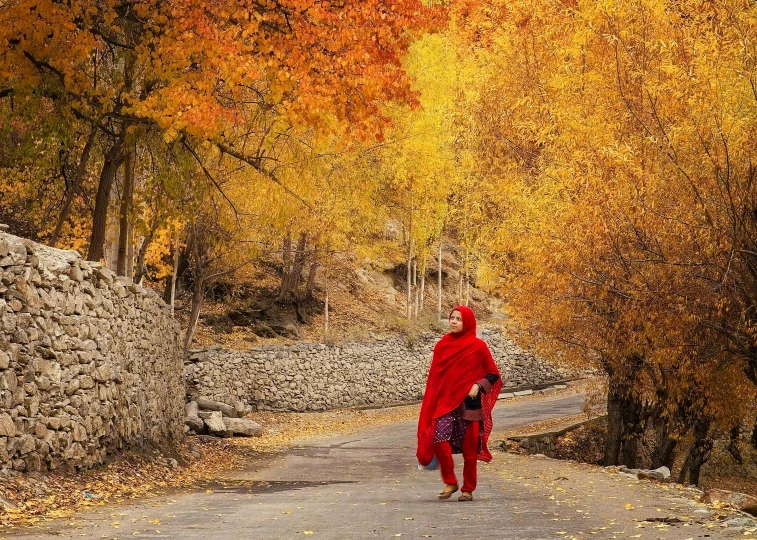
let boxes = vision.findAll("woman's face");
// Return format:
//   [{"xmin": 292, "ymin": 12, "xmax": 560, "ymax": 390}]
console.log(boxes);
[{"xmin": 448, "ymin": 310, "xmax": 464, "ymax": 334}]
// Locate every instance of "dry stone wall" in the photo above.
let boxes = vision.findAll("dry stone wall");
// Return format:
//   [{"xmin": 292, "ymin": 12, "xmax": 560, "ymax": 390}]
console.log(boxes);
[
  {"xmin": 186, "ymin": 328, "xmax": 573, "ymax": 412},
  {"xmin": 0, "ymin": 230, "xmax": 184, "ymax": 473}
]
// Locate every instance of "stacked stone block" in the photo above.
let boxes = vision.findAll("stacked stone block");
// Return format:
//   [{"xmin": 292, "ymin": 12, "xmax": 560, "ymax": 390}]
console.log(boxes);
[
  {"xmin": 186, "ymin": 328, "xmax": 573, "ymax": 412},
  {"xmin": 0, "ymin": 231, "xmax": 183, "ymax": 472}
]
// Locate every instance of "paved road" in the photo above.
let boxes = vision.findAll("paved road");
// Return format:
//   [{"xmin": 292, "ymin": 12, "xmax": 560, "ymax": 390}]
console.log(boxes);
[{"xmin": 9, "ymin": 393, "xmax": 734, "ymax": 539}]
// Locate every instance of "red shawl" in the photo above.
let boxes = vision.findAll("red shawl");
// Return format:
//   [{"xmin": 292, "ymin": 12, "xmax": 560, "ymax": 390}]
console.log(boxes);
[{"xmin": 416, "ymin": 306, "xmax": 502, "ymax": 466}]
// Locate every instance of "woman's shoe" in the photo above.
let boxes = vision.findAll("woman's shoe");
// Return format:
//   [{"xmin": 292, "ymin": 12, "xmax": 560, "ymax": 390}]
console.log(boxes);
[
  {"xmin": 438, "ymin": 484, "xmax": 459, "ymax": 499},
  {"xmin": 458, "ymin": 491, "xmax": 473, "ymax": 501}
]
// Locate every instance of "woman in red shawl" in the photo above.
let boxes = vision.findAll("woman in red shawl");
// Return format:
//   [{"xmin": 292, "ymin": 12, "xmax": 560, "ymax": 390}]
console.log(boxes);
[{"xmin": 417, "ymin": 305, "xmax": 502, "ymax": 501}]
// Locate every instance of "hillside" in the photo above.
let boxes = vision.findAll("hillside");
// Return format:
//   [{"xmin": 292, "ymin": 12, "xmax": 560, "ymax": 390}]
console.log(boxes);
[{"xmin": 182, "ymin": 245, "xmax": 501, "ymax": 349}]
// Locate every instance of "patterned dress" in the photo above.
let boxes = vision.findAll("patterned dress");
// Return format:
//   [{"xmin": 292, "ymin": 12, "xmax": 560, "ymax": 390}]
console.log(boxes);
[{"xmin": 433, "ymin": 373, "xmax": 499, "ymax": 454}]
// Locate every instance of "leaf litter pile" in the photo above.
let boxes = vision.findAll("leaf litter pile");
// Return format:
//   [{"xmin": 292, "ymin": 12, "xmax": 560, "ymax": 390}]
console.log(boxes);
[{"xmin": 0, "ymin": 404, "xmax": 420, "ymax": 530}]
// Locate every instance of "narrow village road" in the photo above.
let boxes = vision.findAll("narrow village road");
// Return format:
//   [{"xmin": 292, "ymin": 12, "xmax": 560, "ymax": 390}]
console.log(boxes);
[{"xmin": 9, "ymin": 393, "xmax": 740, "ymax": 539}]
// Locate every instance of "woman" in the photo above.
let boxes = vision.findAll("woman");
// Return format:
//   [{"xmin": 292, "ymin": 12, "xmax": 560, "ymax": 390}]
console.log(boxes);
[{"xmin": 416, "ymin": 305, "xmax": 502, "ymax": 501}]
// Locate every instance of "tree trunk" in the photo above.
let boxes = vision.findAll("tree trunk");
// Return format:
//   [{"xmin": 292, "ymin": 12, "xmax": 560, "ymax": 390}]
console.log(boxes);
[
  {"xmin": 87, "ymin": 139, "xmax": 123, "ymax": 262},
  {"xmin": 619, "ymin": 396, "xmax": 643, "ymax": 469},
  {"xmin": 169, "ymin": 233, "xmax": 181, "ymax": 316},
  {"xmin": 420, "ymin": 263, "xmax": 426, "ymax": 313},
  {"xmin": 324, "ymin": 287, "xmax": 329, "ymax": 338},
  {"xmin": 465, "ymin": 266, "xmax": 470, "ymax": 306},
  {"xmin": 437, "ymin": 242, "xmax": 442, "ymax": 321},
  {"xmin": 306, "ymin": 258, "xmax": 319, "ymax": 300},
  {"xmin": 289, "ymin": 232, "xmax": 308, "ymax": 297},
  {"xmin": 133, "ymin": 229, "xmax": 154, "ymax": 285},
  {"xmin": 686, "ymin": 417, "xmax": 713, "ymax": 486},
  {"xmin": 278, "ymin": 233, "xmax": 292, "ymax": 300},
  {"xmin": 728, "ymin": 424, "xmax": 743, "ymax": 465},
  {"xmin": 651, "ymin": 436, "xmax": 677, "ymax": 470},
  {"xmin": 163, "ymin": 241, "xmax": 189, "ymax": 304},
  {"xmin": 650, "ymin": 417, "xmax": 677, "ymax": 470},
  {"xmin": 184, "ymin": 272, "xmax": 204, "ymax": 356},
  {"xmin": 604, "ymin": 380, "xmax": 624, "ymax": 466},
  {"xmin": 183, "ymin": 225, "xmax": 204, "ymax": 356},
  {"xmin": 116, "ymin": 150, "xmax": 134, "ymax": 276},
  {"xmin": 52, "ymin": 124, "xmax": 97, "ymax": 247},
  {"xmin": 407, "ymin": 239, "xmax": 414, "ymax": 319},
  {"xmin": 458, "ymin": 271, "xmax": 462, "ymax": 306},
  {"xmin": 751, "ymin": 414, "xmax": 757, "ymax": 449}
]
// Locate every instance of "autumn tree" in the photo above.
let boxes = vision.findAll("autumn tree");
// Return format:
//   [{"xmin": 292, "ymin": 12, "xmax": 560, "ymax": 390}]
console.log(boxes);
[
  {"xmin": 453, "ymin": 0, "xmax": 757, "ymax": 482},
  {"xmin": 0, "ymin": 0, "xmax": 442, "ymax": 265}
]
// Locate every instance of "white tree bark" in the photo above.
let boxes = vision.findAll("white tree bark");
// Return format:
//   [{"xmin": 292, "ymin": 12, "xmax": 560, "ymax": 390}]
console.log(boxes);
[
  {"xmin": 437, "ymin": 242, "xmax": 443, "ymax": 321},
  {"xmin": 170, "ymin": 233, "xmax": 180, "ymax": 316},
  {"xmin": 324, "ymin": 287, "xmax": 329, "ymax": 338}
]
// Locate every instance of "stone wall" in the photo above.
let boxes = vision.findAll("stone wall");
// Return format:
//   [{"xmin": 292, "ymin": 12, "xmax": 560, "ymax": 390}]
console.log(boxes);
[
  {"xmin": 0, "ymin": 231, "xmax": 184, "ymax": 472},
  {"xmin": 186, "ymin": 328, "xmax": 574, "ymax": 412}
]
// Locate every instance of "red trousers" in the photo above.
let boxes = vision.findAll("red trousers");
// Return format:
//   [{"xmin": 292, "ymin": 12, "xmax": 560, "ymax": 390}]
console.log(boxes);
[{"xmin": 433, "ymin": 421, "xmax": 480, "ymax": 492}]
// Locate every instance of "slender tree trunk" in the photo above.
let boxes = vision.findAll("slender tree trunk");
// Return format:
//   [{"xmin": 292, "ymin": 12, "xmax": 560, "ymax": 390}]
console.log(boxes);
[
  {"xmin": 163, "ymin": 243, "xmax": 188, "ymax": 303},
  {"xmin": 116, "ymin": 150, "xmax": 134, "ymax": 276},
  {"xmin": 52, "ymin": 124, "xmax": 97, "ymax": 247},
  {"xmin": 420, "ymin": 263, "xmax": 426, "ymax": 313},
  {"xmin": 465, "ymin": 266, "xmax": 470, "ymax": 306},
  {"xmin": 278, "ymin": 233, "xmax": 292, "ymax": 300},
  {"xmin": 184, "ymin": 272, "xmax": 204, "ymax": 356},
  {"xmin": 290, "ymin": 232, "xmax": 308, "ymax": 297},
  {"xmin": 306, "ymin": 258, "xmax": 319, "ymax": 300},
  {"xmin": 169, "ymin": 233, "xmax": 181, "ymax": 316},
  {"xmin": 407, "ymin": 239, "xmax": 414, "ymax": 319},
  {"xmin": 87, "ymin": 139, "xmax": 123, "ymax": 262},
  {"xmin": 324, "ymin": 287, "xmax": 329, "ymax": 338},
  {"xmin": 458, "ymin": 271, "xmax": 462, "ymax": 306},
  {"xmin": 437, "ymin": 242, "xmax": 442, "ymax": 321},
  {"xmin": 183, "ymin": 225, "xmax": 204, "ymax": 356},
  {"xmin": 133, "ymin": 229, "xmax": 154, "ymax": 285}
]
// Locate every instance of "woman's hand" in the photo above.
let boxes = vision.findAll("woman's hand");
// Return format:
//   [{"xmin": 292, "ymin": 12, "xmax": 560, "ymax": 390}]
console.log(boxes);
[{"xmin": 468, "ymin": 384, "xmax": 480, "ymax": 398}]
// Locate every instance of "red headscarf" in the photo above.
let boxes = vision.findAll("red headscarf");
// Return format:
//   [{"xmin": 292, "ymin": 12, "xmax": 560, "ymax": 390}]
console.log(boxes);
[{"xmin": 416, "ymin": 305, "xmax": 502, "ymax": 466}]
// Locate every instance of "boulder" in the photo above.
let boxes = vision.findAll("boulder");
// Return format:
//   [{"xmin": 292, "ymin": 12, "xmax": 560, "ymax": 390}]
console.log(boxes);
[
  {"xmin": 196, "ymin": 396, "xmax": 237, "ymax": 418},
  {"xmin": 185, "ymin": 401, "xmax": 199, "ymax": 417},
  {"xmin": 637, "ymin": 466, "xmax": 670, "ymax": 482},
  {"xmin": 203, "ymin": 411, "xmax": 229, "ymax": 437},
  {"xmin": 703, "ymin": 489, "xmax": 757, "ymax": 515},
  {"xmin": 223, "ymin": 418, "xmax": 263, "ymax": 437},
  {"xmin": 184, "ymin": 415, "xmax": 205, "ymax": 434}
]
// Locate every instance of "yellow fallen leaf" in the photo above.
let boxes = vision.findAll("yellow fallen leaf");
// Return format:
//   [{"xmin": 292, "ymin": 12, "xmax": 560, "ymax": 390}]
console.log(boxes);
[
  {"xmin": 304, "ymin": 532, "xmax": 313, "ymax": 535},
  {"xmin": 149, "ymin": 519, "xmax": 160, "ymax": 524},
  {"xmin": 625, "ymin": 504, "xmax": 634, "ymax": 509}
]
